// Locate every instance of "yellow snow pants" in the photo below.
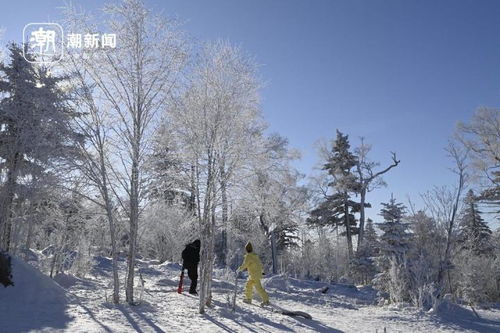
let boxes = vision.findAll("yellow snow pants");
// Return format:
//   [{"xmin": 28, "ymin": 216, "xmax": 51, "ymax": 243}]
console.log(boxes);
[{"xmin": 245, "ymin": 277, "xmax": 269, "ymax": 302}]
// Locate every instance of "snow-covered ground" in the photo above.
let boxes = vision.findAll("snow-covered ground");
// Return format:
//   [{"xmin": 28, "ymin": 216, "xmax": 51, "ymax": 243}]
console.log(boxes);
[{"xmin": 1, "ymin": 254, "xmax": 500, "ymax": 333}]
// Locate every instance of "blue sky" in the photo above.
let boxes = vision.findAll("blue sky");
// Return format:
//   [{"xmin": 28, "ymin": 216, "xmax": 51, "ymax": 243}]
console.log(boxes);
[{"xmin": 1, "ymin": 0, "xmax": 499, "ymax": 225}]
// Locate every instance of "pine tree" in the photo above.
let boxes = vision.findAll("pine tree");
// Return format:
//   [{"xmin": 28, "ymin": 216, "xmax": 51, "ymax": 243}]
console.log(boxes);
[
  {"xmin": 363, "ymin": 218, "xmax": 380, "ymax": 254},
  {"xmin": 373, "ymin": 195, "xmax": 411, "ymax": 302},
  {"xmin": 308, "ymin": 130, "xmax": 360, "ymax": 259},
  {"xmin": 377, "ymin": 196, "xmax": 410, "ymax": 261},
  {"xmin": 0, "ymin": 44, "xmax": 80, "ymax": 252},
  {"xmin": 458, "ymin": 190, "xmax": 493, "ymax": 256}
]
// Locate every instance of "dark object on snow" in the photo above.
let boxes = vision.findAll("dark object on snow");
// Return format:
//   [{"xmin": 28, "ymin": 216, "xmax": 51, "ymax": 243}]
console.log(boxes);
[
  {"xmin": 320, "ymin": 286, "xmax": 329, "ymax": 294},
  {"xmin": 258, "ymin": 302, "xmax": 313, "ymax": 320},
  {"xmin": 182, "ymin": 239, "xmax": 200, "ymax": 294},
  {"xmin": 0, "ymin": 251, "xmax": 14, "ymax": 287}
]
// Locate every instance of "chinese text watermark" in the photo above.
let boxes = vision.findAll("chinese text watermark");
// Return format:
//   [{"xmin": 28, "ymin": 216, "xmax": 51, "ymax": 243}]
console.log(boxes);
[{"xmin": 23, "ymin": 23, "xmax": 117, "ymax": 64}]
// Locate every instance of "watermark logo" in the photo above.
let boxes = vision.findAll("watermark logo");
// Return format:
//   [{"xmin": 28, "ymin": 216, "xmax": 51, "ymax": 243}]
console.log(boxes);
[
  {"xmin": 23, "ymin": 23, "xmax": 64, "ymax": 63},
  {"xmin": 66, "ymin": 33, "xmax": 116, "ymax": 49},
  {"xmin": 23, "ymin": 23, "xmax": 117, "ymax": 63}
]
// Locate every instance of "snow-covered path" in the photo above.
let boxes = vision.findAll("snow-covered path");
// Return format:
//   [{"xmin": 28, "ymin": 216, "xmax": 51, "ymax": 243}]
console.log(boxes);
[{"xmin": 2, "ymin": 257, "xmax": 500, "ymax": 332}]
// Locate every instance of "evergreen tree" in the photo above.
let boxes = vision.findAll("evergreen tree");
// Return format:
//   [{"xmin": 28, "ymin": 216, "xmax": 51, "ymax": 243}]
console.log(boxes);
[
  {"xmin": 0, "ymin": 44, "xmax": 80, "ymax": 252},
  {"xmin": 377, "ymin": 196, "xmax": 410, "ymax": 261},
  {"xmin": 373, "ymin": 195, "xmax": 411, "ymax": 302},
  {"xmin": 308, "ymin": 130, "xmax": 360, "ymax": 258},
  {"xmin": 363, "ymin": 218, "xmax": 380, "ymax": 254},
  {"xmin": 458, "ymin": 190, "xmax": 493, "ymax": 256}
]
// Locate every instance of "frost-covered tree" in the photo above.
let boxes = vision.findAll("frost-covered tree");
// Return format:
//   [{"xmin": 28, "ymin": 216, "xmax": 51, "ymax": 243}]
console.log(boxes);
[
  {"xmin": 351, "ymin": 218, "xmax": 379, "ymax": 284},
  {"xmin": 422, "ymin": 142, "xmax": 468, "ymax": 301},
  {"xmin": 457, "ymin": 190, "xmax": 493, "ymax": 256},
  {"xmin": 146, "ymin": 123, "xmax": 194, "ymax": 209},
  {"xmin": 62, "ymin": 48, "xmax": 122, "ymax": 303},
  {"xmin": 457, "ymin": 108, "xmax": 499, "ymax": 211},
  {"xmin": 354, "ymin": 138, "xmax": 399, "ymax": 251},
  {"xmin": 407, "ymin": 210, "xmax": 442, "ymax": 308},
  {"xmin": 237, "ymin": 134, "xmax": 307, "ymax": 274},
  {"xmin": 455, "ymin": 253, "xmax": 497, "ymax": 305},
  {"xmin": 286, "ymin": 227, "xmax": 347, "ymax": 282},
  {"xmin": 47, "ymin": 195, "xmax": 88, "ymax": 278},
  {"xmin": 308, "ymin": 130, "xmax": 360, "ymax": 259},
  {"xmin": 374, "ymin": 196, "xmax": 411, "ymax": 302},
  {"xmin": 169, "ymin": 40, "xmax": 263, "ymax": 313},
  {"xmin": 62, "ymin": 0, "xmax": 188, "ymax": 304},
  {"xmin": 0, "ymin": 44, "xmax": 80, "ymax": 253},
  {"xmin": 377, "ymin": 196, "xmax": 410, "ymax": 261},
  {"xmin": 454, "ymin": 221, "xmax": 498, "ymax": 305},
  {"xmin": 141, "ymin": 202, "xmax": 197, "ymax": 263},
  {"xmin": 447, "ymin": 187, "xmax": 499, "ymax": 304}
]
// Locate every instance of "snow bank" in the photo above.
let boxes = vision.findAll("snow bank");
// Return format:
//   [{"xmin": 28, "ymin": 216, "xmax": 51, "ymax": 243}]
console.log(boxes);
[
  {"xmin": 90, "ymin": 255, "xmax": 122, "ymax": 277},
  {"xmin": 263, "ymin": 275, "xmax": 378, "ymax": 306},
  {"xmin": 17, "ymin": 248, "xmax": 41, "ymax": 262},
  {"xmin": 0, "ymin": 255, "xmax": 73, "ymax": 332},
  {"xmin": 0, "ymin": 255, "xmax": 68, "ymax": 304},
  {"xmin": 157, "ymin": 261, "xmax": 182, "ymax": 271},
  {"xmin": 264, "ymin": 274, "xmax": 329, "ymax": 292},
  {"xmin": 53, "ymin": 272, "xmax": 87, "ymax": 289}
]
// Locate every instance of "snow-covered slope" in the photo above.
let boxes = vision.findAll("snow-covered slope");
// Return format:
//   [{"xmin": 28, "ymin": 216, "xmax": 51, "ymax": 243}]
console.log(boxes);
[
  {"xmin": 1, "ymin": 255, "xmax": 499, "ymax": 332},
  {"xmin": 0, "ymin": 255, "xmax": 72, "ymax": 332}
]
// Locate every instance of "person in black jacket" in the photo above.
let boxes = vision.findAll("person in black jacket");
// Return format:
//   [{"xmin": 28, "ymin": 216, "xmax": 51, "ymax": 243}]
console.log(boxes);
[{"xmin": 182, "ymin": 239, "xmax": 200, "ymax": 295}]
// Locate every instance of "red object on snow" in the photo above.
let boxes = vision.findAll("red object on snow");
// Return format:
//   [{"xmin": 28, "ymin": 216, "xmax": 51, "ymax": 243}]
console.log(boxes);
[{"xmin": 177, "ymin": 270, "xmax": 184, "ymax": 294}]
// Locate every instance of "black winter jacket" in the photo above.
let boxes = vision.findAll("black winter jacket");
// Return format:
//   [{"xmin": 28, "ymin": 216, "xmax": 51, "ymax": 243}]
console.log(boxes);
[{"xmin": 182, "ymin": 242, "xmax": 200, "ymax": 266}]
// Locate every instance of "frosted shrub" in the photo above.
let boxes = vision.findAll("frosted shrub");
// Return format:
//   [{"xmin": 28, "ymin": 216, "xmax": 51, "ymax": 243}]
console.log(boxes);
[
  {"xmin": 456, "ymin": 252, "xmax": 497, "ymax": 304},
  {"xmin": 70, "ymin": 240, "xmax": 94, "ymax": 278},
  {"xmin": 141, "ymin": 203, "xmax": 197, "ymax": 263},
  {"xmin": 387, "ymin": 258, "xmax": 410, "ymax": 304},
  {"xmin": 410, "ymin": 282, "xmax": 437, "ymax": 310}
]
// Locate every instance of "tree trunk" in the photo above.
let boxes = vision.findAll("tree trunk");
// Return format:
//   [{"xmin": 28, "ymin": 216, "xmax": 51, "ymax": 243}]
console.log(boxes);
[
  {"xmin": 0, "ymin": 152, "xmax": 20, "ymax": 252},
  {"xmin": 496, "ymin": 278, "xmax": 500, "ymax": 299},
  {"xmin": 25, "ymin": 204, "xmax": 35, "ymax": 252},
  {"xmin": 437, "ymin": 169, "xmax": 464, "ymax": 298},
  {"xmin": 10, "ymin": 199, "xmax": 24, "ymax": 255},
  {"xmin": 51, "ymin": 218, "xmax": 69, "ymax": 278},
  {"xmin": 344, "ymin": 193, "xmax": 353, "ymax": 260},
  {"xmin": 206, "ymin": 193, "xmax": 217, "ymax": 306},
  {"xmin": 126, "ymin": 151, "xmax": 140, "ymax": 304},
  {"xmin": 190, "ymin": 164, "xmax": 197, "ymax": 214},
  {"xmin": 220, "ymin": 163, "xmax": 228, "ymax": 266},
  {"xmin": 100, "ymin": 150, "xmax": 120, "ymax": 304},
  {"xmin": 271, "ymin": 230, "xmax": 278, "ymax": 274},
  {"xmin": 105, "ymin": 202, "xmax": 120, "ymax": 304},
  {"xmin": 357, "ymin": 187, "xmax": 367, "ymax": 253},
  {"xmin": 199, "ymin": 154, "xmax": 214, "ymax": 314},
  {"xmin": 195, "ymin": 161, "xmax": 202, "ymax": 222}
]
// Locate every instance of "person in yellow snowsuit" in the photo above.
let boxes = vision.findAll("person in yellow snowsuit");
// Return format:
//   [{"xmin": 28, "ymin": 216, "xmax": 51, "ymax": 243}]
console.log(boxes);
[{"xmin": 237, "ymin": 242, "xmax": 270, "ymax": 305}]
